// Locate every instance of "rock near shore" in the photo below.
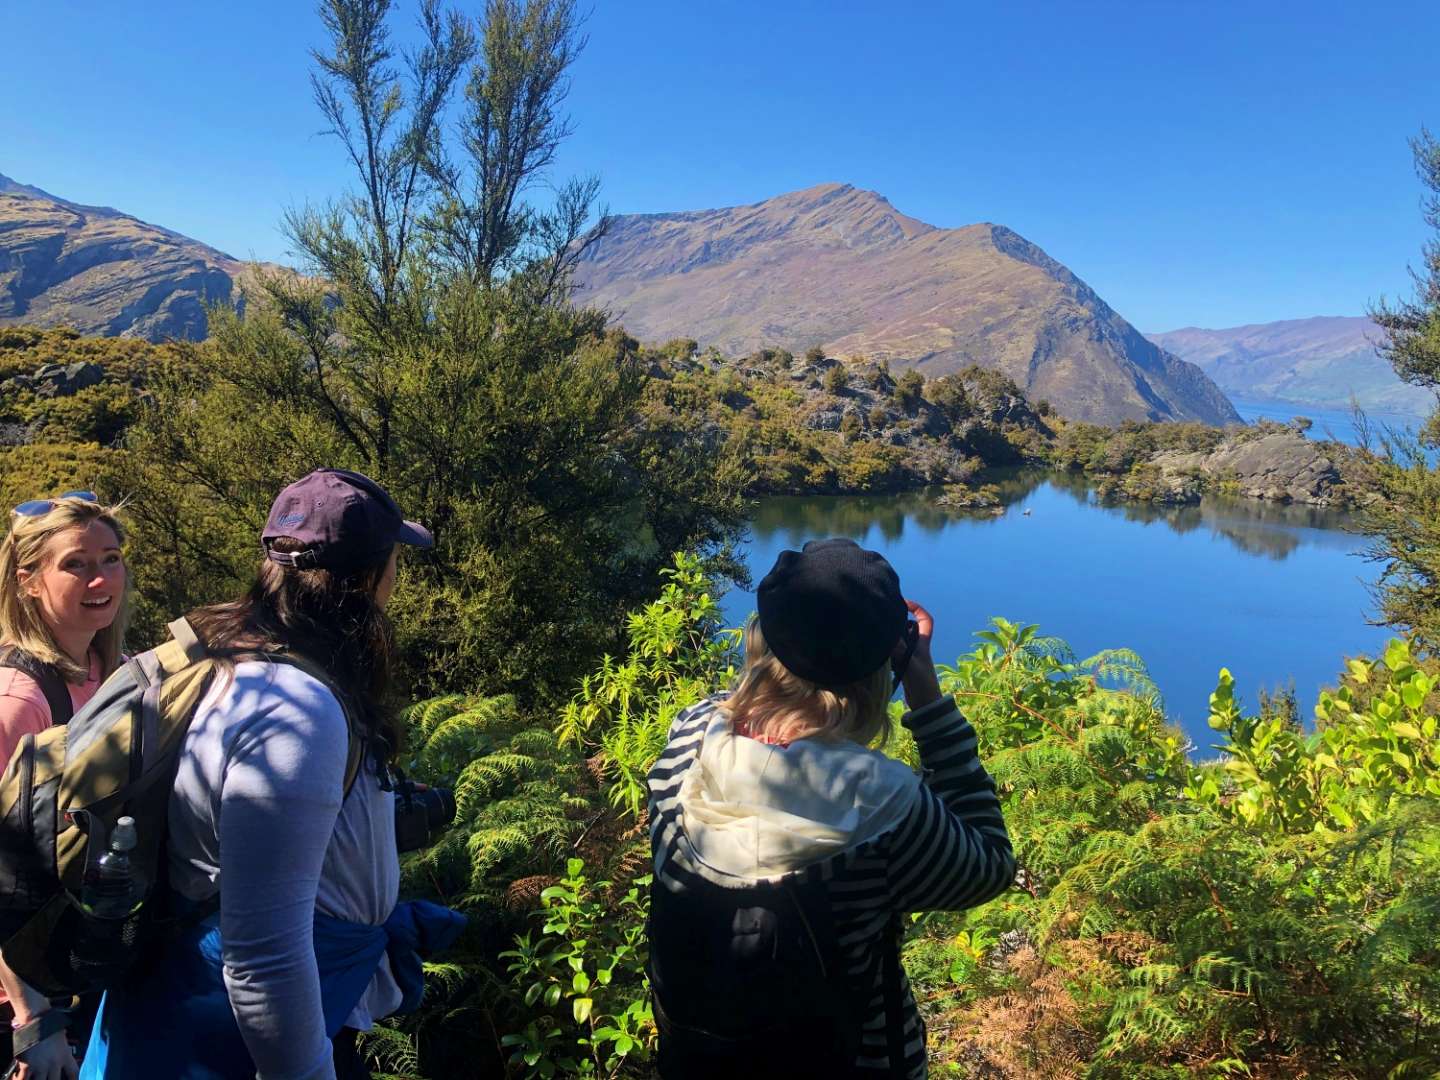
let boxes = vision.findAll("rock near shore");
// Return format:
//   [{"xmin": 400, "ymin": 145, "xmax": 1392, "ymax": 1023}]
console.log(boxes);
[{"xmin": 1139, "ymin": 429, "xmax": 1347, "ymax": 506}]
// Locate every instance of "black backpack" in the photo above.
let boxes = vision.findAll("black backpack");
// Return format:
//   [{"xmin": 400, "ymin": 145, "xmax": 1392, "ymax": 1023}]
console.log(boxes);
[
  {"xmin": 647, "ymin": 872, "xmax": 887, "ymax": 1080},
  {"xmin": 0, "ymin": 646, "xmax": 75, "ymax": 728}
]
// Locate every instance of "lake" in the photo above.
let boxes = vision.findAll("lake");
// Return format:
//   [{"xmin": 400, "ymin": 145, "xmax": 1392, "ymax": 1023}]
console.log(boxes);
[
  {"xmin": 720, "ymin": 472, "xmax": 1390, "ymax": 749},
  {"xmin": 1231, "ymin": 397, "xmax": 1425, "ymax": 447}
]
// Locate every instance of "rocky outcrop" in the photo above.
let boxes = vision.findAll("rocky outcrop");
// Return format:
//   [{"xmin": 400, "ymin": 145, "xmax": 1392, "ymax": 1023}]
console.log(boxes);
[
  {"xmin": 0, "ymin": 174, "xmax": 244, "ymax": 341},
  {"xmin": 575, "ymin": 183, "xmax": 1241, "ymax": 426},
  {"xmin": 1128, "ymin": 430, "xmax": 1347, "ymax": 507},
  {"xmin": 5, "ymin": 361, "xmax": 104, "ymax": 398}
]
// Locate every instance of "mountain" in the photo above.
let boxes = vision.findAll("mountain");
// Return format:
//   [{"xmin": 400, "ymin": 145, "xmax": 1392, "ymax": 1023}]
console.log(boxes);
[
  {"xmin": 573, "ymin": 183, "xmax": 1239, "ymax": 425},
  {"xmin": 1148, "ymin": 316, "xmax": 1431, "ymax": 417},
  {"xmin": 0, "ymin": 173, "xmax": 243, "ymax": 341}
]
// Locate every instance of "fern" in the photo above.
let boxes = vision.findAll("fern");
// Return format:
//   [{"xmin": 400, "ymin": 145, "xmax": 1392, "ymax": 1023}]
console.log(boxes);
[
  {"xmin": 357, "ymin": 1023, "xmax": 423, "ymax": 1080},
  {"xmin": 399, "ymin": 692, "xmax": 591, "ymax": 906}
]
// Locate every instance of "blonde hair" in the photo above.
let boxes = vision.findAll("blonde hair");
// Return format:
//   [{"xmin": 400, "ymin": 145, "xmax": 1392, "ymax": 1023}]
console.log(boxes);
[
  {"xmin": 719, "ymin": 617, "xmax": 893, "ymax": 747},
  {"xmin": 0, "ymin": 496, "xmax": 131, "ymax": 682}
]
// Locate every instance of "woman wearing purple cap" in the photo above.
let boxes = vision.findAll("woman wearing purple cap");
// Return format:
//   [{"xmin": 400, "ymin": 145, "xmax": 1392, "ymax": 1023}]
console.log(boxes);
[
  {"xmin": 74, "ymin": 469, "xmax": 459, "ymax": 1080},
  {"xmin": 646, "ymin": 538, "xmax": 1015, "ymax": 1079}
]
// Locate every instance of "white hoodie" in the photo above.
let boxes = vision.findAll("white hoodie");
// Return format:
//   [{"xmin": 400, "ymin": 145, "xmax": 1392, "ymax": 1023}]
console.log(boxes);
[{"xmin": 676, "ymin": 707, "xmax": 922, "ymax": 879}]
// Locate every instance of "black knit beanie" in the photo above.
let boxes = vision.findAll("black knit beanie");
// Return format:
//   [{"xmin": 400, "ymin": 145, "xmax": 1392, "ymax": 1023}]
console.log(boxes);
[{"xmin": 755, "ymin": 538, "xmax": 908, "ymax": 687}]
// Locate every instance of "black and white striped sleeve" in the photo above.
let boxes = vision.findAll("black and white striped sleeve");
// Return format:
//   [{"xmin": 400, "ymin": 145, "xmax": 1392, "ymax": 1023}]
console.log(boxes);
[{"xmin": 881, "ymin": 695, "xmax": 1015, "ymax": 912}]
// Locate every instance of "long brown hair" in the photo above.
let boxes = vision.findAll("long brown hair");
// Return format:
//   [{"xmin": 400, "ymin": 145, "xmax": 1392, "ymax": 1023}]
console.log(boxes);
[
  {"xmin": 0, "ymin": 496, "xmax": 131, "ymax": 682},
  {"xmin": 186, "ymin": 538, "xmax": 397, "ymax": 760}
]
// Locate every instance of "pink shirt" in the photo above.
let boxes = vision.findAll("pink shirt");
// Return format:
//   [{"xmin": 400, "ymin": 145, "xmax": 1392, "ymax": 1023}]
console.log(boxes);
[{"xmin": 0, "ymin": 652, "xmax": 103, "ymax": 771}]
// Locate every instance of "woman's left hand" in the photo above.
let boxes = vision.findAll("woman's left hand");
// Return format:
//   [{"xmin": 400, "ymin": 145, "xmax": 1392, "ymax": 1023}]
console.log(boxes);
[{"xmin": 896, "ymin": 599, "xmax": 942, "ymax": 710}]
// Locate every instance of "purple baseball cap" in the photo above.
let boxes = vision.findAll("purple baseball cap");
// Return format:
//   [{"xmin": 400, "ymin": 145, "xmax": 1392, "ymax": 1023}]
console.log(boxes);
[{"xmin": 262, "ymin": 468, "xmax": 433, "ymax": 572}]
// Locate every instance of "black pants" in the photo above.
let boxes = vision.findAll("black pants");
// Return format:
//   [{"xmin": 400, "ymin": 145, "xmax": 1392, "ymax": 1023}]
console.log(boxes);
[{"xmin": 333, "ymin": 1027, "xmax": 372, "ymax": 1080}]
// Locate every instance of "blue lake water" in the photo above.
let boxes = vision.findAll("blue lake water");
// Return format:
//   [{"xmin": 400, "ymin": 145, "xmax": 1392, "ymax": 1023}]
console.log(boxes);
[
  {"xmin": 720, "ymin": 473, "xmax": 1390, "ymax": 749},
  {"xmin": 1231, "ymin": 397, "xmax": 1425, "ymax": 447}
]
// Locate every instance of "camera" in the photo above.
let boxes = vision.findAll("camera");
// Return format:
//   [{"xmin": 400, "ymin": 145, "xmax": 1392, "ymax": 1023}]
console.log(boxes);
[{"xmin": 393, "ymin": 773, "xmax": 457, "ymax": 854}]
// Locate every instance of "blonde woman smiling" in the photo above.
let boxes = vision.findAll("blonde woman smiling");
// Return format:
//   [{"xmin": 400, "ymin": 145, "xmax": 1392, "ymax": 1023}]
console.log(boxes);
[
  {"xmin": 0, "ymin": 490, "xmax": 130, "ymax": 1078},
  {"xmin": 0, "ymin": 491, "xmax": 130, "ymax": 769}
]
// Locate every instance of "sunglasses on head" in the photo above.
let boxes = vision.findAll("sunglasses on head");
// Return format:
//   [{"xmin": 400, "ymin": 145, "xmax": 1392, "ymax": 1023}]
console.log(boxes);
[{"xmin": 11, "ymin": 491, "xmax": 99, "ymax": 518}]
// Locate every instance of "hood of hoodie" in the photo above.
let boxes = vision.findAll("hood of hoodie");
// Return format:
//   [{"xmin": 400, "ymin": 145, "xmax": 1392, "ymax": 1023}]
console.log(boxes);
[{"xmin": 676, "ymin": 707, "xmax": 922, "ymax": 880}]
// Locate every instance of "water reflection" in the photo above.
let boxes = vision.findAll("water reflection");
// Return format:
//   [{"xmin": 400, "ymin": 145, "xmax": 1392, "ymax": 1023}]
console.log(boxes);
[{"xmin": 750, "ymin": 470, "xmax": 1359, "ymax": 563}]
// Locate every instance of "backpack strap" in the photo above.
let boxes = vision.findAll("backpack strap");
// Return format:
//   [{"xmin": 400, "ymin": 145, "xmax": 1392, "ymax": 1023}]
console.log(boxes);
[
  {"xmin": 10, "ymin": 1005, "xmax": 70, "ymax": 1058},
  {"xmin": 0, "ymin": 646, "xmax": 74, "ymax": 727},
  {"xmin": 237, "ymin": 651, "xmax": 367, "ymax": 798},
  {"xmin": 166, "ymin": 617, "xmax": 205, "ymax": 662}
]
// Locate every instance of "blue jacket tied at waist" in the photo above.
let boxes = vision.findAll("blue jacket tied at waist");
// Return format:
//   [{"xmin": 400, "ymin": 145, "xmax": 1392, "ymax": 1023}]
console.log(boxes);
[{"xmin": 80, "ymin": 900, "xmax": 466, "ymax": 1079}]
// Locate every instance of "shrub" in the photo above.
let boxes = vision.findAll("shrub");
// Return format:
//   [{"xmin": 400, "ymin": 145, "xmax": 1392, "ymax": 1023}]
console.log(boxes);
[
  {"xmin": 892, "ymin": 368, "xmax": 925, "ymax": 411},
  {"xmin": 557, "ymin": 553, "xmax": 739, "ymax": 817},
  {"xmin": 499, "ymin": 860, "xmax": 655, "ymax": 1078},
  {"xmin": 927, "ymin": 373, "xmax": 972, "ymax": 421}
]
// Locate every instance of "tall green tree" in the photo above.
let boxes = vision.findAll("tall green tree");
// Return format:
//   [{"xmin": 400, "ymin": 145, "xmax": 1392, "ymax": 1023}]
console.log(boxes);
[
  {"xmin": 110, "ymin": 0, "xmax": 745, "ymax": 701},
  {"xmin": 1371, "ymin": 128, "xmax": 1440, "ymax": 405},
  {"xmin": 1362, "ymin": 129, "xmax": 1440, "ymax": 646}
]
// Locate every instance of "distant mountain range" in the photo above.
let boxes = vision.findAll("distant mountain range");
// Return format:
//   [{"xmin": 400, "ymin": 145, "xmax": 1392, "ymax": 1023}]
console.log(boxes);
[
  {"xmin": 1147, "ymin": 317, "xmax": 1430, "ymax": 417},
  {"xmin": 0, "ymin": 173, "xmax": 243, "ymax": 340},
  {"xmin": 574, "ymin": 184, "xmax": 1238, "ymax": 426},
  {"xmin": 3, "ymin": 172, "xmax": 1416, "ymax": 426}
]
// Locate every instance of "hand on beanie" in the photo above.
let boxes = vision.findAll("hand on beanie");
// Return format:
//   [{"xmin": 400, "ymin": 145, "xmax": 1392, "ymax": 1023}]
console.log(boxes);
[{"xmin": 897, "ymin": 599, "xmax": 943, "ymax": 710}]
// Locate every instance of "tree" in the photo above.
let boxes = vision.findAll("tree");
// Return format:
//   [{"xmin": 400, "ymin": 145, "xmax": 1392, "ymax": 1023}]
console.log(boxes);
[
  {"xmin": 822, "ymin": 363, "xmax": 849, "ymax": 394},
  {"xmin": 928, "ymin": 372, "xmax": 972, "ymax": 420},
  {"xmin": 1371, "ymin": 128, "xmax": 1440, "ymax": 407},
  {"xmin": 804, "ymin": 345, "xmax": 825, "ymax": 364},
  {"xmin": 660, "ymin": 338, "xmax": 698, "ymax": 361},
  {"xmin": 1361, "ymin": 129, "xmax": 1440, "ymax": 647},
  {"xmin": 892, "ymin": 368, "xmax": 924, "ymax": 412},
  {"xmin": 110, "ymin": 0, "xmax": 745, "ymax": 702}
]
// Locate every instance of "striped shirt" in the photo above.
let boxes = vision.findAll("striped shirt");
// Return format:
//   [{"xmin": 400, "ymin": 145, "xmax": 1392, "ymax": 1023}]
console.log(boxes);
[{"xmin": 647, "ymin": 694, "xmax": 1015, "ymax": 1078}]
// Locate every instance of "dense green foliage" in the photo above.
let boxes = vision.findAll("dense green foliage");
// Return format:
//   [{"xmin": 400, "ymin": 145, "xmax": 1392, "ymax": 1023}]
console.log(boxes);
[
  {"xmin": 557, "ymin": 553, "xmax": 738, "ymax": 816},
  {"xmin": 499, "ymin": 861, "xmax": 655, "ymax": 1077},
  {"xmin": 921, "ymin": 622, "xmax": 1439, "ymax": 1078}
]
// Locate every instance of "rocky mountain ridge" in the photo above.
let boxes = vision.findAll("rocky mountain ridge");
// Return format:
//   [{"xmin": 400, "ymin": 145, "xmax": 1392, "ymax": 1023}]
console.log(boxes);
[
  {"xmin": 1148, "ymin": 315, "xmax": 1430, "ymax": 416},
  {"xmin": 0, "ymin": 173, "xmax": 243, "ymax": 341},
  {"xmin": 575, "ymin": 183, "xmax": 1240, "ymax": 427}
]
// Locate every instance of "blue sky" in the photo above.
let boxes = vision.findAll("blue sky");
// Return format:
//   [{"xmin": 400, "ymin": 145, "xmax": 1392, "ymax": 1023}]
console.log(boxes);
[{"xmin": 2, "ymin": 0, "xmax": 1437, "ymax": 330}]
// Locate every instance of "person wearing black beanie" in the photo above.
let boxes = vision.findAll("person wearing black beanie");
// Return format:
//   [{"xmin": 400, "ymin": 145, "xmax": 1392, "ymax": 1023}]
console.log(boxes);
[{"xmin": 646, "ymin": 538, "xmax": 1015, "ymax": 1079}]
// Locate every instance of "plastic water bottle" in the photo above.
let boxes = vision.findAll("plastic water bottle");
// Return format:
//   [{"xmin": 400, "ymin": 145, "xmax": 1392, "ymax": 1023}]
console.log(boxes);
[{"xmin": 81, "ymin": 816, "xmax": 142, "ymax": 919}]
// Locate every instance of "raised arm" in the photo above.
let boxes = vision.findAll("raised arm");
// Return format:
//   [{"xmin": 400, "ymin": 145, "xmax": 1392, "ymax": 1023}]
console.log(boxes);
[{"xmin": 883, "ymin": 601, "xmax": 1015, "ymax": 911}]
